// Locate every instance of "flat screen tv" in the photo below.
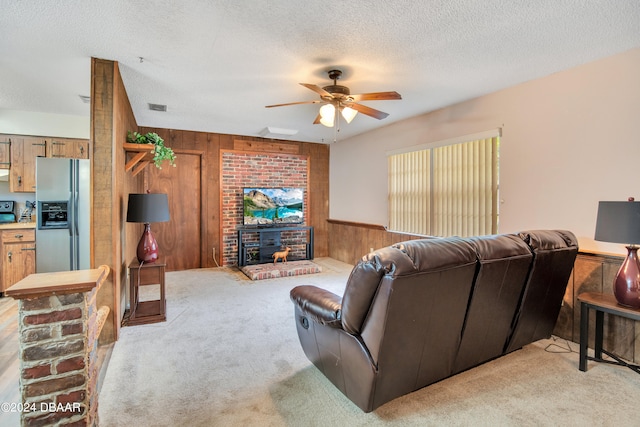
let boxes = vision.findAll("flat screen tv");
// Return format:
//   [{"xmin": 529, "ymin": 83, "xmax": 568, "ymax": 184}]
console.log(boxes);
[{"xmin": 243, "ymin": 187, "xmax": 304, "ymax": 226}]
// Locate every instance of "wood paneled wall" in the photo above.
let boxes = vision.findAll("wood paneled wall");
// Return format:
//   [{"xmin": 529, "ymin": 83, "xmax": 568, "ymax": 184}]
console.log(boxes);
[
  {"xmin": 327, "ymin": 219, "xmax": 423, "ymax": 265},
  {"xmin": 553, "ymin": 251, "xmax": 639, "ymax": 363}
]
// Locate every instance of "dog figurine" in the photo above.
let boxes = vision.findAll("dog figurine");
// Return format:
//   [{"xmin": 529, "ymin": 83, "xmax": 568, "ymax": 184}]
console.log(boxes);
[{"xmin": 273, "ymin": 247, "xmax": 292, "ymax": 264}]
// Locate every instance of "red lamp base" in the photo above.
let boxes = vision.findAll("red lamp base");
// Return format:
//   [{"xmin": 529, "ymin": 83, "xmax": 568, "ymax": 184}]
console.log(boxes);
[
  {"xmin": 137, "ymin": 223, "xmax": 159, "ymax": 264},
  {"xmin": 613, "ymin": 245, "xmax": 640, "ymax": 308}
]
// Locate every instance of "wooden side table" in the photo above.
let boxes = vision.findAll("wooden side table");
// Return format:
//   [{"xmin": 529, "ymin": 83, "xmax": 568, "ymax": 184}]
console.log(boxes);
[
  {"xmin": 578, "ymin": 292, "xmax": 640, "ymax": 374},
  {"xmin": 124, "ymin": 258, "xmax": 166, "ymax": 326}
]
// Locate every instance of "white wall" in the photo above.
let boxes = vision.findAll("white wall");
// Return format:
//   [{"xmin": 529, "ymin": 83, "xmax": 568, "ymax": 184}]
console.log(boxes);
[
  {"xmin": 330, "ymin": 48, "xmax": 640, "ymax": 255},
  {"xmin": 0, "ymin": 109, "xmax": 90, "ymax": 139}
]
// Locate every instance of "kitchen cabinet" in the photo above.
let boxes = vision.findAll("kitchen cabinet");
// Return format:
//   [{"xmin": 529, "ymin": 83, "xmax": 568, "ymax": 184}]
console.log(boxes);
[
  {"xmin": 0, "ymin": 135, "xmax": 10, "ymax": 169},
  {"xmin": 0, "ymin": 228, "xmax": 36, "ymax": 294},
  {"xmin": 1, "ymin": 134, "xmax": 90, "ymax": 193},
  {"xmin": 10, "ymin": 136, "xmax": 46, "ymax": 192},
  {"xmin": 49, "ymin": 138, "xmax": 89, "ymax": 159}
]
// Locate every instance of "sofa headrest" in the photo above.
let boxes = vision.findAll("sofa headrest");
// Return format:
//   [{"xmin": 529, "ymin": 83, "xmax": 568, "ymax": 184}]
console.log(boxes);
[
  {"xmin": 518, "ymin": 230, "xmax": 578, "ymax": 252},
  {"xmin": 390, "ymin": 237, "xmax": 478, "ymax": 276},
  {"xmin": 467, "ymin": 233, "xmax": 532, "ymax": 261}
]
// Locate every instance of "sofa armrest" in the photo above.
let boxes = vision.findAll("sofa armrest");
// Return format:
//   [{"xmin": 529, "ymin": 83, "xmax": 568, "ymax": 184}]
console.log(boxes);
[{"xmin": 290, "ymin": 285, "xmax": 343, "ymax": 328}]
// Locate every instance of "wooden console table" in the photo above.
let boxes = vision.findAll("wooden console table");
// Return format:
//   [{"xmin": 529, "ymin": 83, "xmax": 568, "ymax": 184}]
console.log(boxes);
[
  {"xmin": 237, "ymin": 225, "xmax": 314, "ymax": 266},
  {"xmin": 124, "ymin": 258, "xmax": 166, "ymax": 326},
  {"xmin": 578, "ymin": 292, "xmax": 640, "ymax": 374}
]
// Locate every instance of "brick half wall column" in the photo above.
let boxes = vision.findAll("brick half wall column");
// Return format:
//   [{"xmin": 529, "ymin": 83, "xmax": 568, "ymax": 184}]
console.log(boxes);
[{"xmin": 6, "ymin": 265, "xmax": 110, "ymax": 427}]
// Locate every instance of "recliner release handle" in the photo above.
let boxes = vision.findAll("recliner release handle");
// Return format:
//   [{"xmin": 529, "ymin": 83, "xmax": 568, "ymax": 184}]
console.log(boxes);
[{"xmin": 299, "ymin": 316, "xmax": 309, "ymax": 330}]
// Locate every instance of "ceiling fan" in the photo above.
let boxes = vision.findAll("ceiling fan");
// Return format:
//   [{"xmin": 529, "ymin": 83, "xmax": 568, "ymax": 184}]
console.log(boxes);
[{"xmin": 265, "ymin": 69, "xmax": 402, "ymax": 127}]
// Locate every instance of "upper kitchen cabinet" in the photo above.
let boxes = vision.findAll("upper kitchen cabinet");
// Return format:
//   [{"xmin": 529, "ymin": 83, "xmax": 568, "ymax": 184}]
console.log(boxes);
[
  {"xmin": 1, "ymin": 134, "xmax": 91, "ymax": 193},
  {"xmin": 10, "ymin": 136, "xmax": 46, "ymax": 192},
  {"xmin": 0, "ymin": 135, "xmax": 10, "ymax": 169},
  {"xmin": 49, "ymin": 138, "xmax": 89, "ymax": 159}
]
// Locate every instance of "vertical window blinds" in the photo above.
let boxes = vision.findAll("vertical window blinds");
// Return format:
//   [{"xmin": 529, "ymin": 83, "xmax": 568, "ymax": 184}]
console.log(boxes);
[
  {"xmin": 388, "ymin": 149, "xmax": 432, "ymax": 235},
  {"xmin": 388, "ymin": 131, "xmax": 499, "ymax": 237}
]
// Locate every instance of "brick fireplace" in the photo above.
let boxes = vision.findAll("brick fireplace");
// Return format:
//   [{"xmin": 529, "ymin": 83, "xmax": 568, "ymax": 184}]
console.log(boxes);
[{"xmin": 220, "ymin": 150, "xmax": 308, "ymax": 266}]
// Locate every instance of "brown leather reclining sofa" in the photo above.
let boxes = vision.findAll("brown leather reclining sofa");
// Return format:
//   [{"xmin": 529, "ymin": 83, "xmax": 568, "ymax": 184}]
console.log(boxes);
[{"xmin": 290, "ymin": 230, "xmax": 578, "ymax": 412}]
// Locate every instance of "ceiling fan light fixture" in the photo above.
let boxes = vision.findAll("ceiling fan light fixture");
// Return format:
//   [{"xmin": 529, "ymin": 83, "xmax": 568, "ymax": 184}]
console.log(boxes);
[
  {"xmin": 319, "ymin": 103, "xmax": 335, "ymax": 127},
  {"xmin": 319, "ymin": 116, "xmax": 335, "ymax": 127},
  {"xmin": 341, "ymin": 106, "xmax": 358, "ymax": 123},
  {"xmin": 266, "ymin": 68, "xmax": 400, "ymax": 128}
]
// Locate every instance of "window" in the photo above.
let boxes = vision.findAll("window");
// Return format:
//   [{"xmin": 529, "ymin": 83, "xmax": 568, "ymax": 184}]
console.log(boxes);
[{"xmin": 388, "ymin": 130, "xmax": 500, "ymax": 237}]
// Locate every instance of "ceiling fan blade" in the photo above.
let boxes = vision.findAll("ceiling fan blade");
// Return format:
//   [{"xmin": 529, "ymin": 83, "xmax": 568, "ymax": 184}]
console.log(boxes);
[
  {"xmin": 350, "ymin": 91, "xmax": 402, "ymax": 101},
  {"xmin": 265, "ymin": 100, "xmax": 321, "ymax": 108},
  {"xmin": 349, "ymin": 103, "xmax": 390, "ymax": 120},
  {"xmin": 300, "ymin": 83, "xmax": 333, "ymax": 98}
]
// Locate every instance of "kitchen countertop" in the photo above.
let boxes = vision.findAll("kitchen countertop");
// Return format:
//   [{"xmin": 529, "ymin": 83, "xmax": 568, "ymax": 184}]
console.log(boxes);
[
  {"xmin": 6, "ymin": 265, "xmax": 109, "ymax": 299},
  {"xmin": 0, "ymin": 222, "xmax": 36, "ymax": 230}
]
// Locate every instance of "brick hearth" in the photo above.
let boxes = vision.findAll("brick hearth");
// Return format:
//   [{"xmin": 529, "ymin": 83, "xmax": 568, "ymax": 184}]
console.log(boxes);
[{"xmin": 240, "ymin": 260, "xmax": 322, "ymax": 280}]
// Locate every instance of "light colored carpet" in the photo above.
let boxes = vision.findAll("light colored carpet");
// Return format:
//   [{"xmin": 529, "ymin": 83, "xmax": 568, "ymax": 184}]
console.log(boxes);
[{"xmin": 99, "ymin": 258, "xmax": 640, "ymax": 426}]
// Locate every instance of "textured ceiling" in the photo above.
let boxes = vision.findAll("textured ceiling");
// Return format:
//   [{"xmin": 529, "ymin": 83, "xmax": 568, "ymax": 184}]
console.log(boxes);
[{"xmin": 1, "ymin": 1, "xmax": 639, "ymax": 143}]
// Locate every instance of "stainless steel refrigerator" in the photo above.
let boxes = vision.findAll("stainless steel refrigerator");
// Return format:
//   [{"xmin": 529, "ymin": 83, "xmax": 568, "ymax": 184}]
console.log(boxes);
[{"xmin": 35, "ymin": 158, "xmax": 90, "ymax": 273}]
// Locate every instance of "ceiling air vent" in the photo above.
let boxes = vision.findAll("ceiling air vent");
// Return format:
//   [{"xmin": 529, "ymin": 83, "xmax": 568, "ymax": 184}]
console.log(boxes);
[{"xmin": 148, "ymin": 103, "xmax": 167, "ymax": 112}]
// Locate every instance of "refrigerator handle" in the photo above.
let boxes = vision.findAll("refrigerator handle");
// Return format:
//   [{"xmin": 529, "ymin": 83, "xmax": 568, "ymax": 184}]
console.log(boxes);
[
  {"xmin": 68, "ymin": 192, "xmax": 74, "ymax": 237},
  {"xmin": 72, "ymin": 160, "xmax": 80, "ymax": 270},
  {"xmin": 74, "ymin": 190, "xmax": 79, "ymax": 236},
  {"xmin": 69, "ymin": 159, "xmax": 75, "ymax": 237}
]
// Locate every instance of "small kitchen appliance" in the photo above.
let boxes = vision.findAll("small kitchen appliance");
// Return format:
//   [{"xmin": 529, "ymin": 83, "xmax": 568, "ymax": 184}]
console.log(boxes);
[{"xmin": 0, "ymin": 201, "xmax": 16, "ymax": 224}]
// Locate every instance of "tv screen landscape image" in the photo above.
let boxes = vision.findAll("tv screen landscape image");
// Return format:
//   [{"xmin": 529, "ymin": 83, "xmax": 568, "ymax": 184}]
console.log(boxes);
[{"xmin": 243, "ymin": 187, "xmax": 304, "ymax": 225}]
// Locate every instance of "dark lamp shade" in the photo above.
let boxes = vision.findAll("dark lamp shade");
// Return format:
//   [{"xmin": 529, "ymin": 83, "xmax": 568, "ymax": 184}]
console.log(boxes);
[
  {"xmin": 594, "ymin": 201, "xmax": 640, "ymax": 245},
  {"xmin": 126, "ymin": 193, "xmax": 170, "ymax": 224}
]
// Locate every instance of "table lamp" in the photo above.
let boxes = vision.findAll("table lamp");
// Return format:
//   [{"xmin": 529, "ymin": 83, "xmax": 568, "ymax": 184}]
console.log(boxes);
[
  {"xmin": 126, "ymin": 192, "xmax": 170, "ymax": 263},
  {"xmin": 594, "ymin": 197, "xmax": 640, "ymax": 308}
]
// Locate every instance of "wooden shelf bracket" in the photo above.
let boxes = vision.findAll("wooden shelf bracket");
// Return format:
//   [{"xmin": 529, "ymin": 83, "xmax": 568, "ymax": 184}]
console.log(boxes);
[{"xmin": 124, "ymin": 142, "xmax": 155, "ymax": 176}]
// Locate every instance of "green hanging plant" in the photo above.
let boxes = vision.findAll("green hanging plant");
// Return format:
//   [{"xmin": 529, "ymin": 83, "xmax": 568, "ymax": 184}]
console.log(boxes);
[{"xmin": 127, "ymin": 131, "xmax": 176, "ymax": 169}]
